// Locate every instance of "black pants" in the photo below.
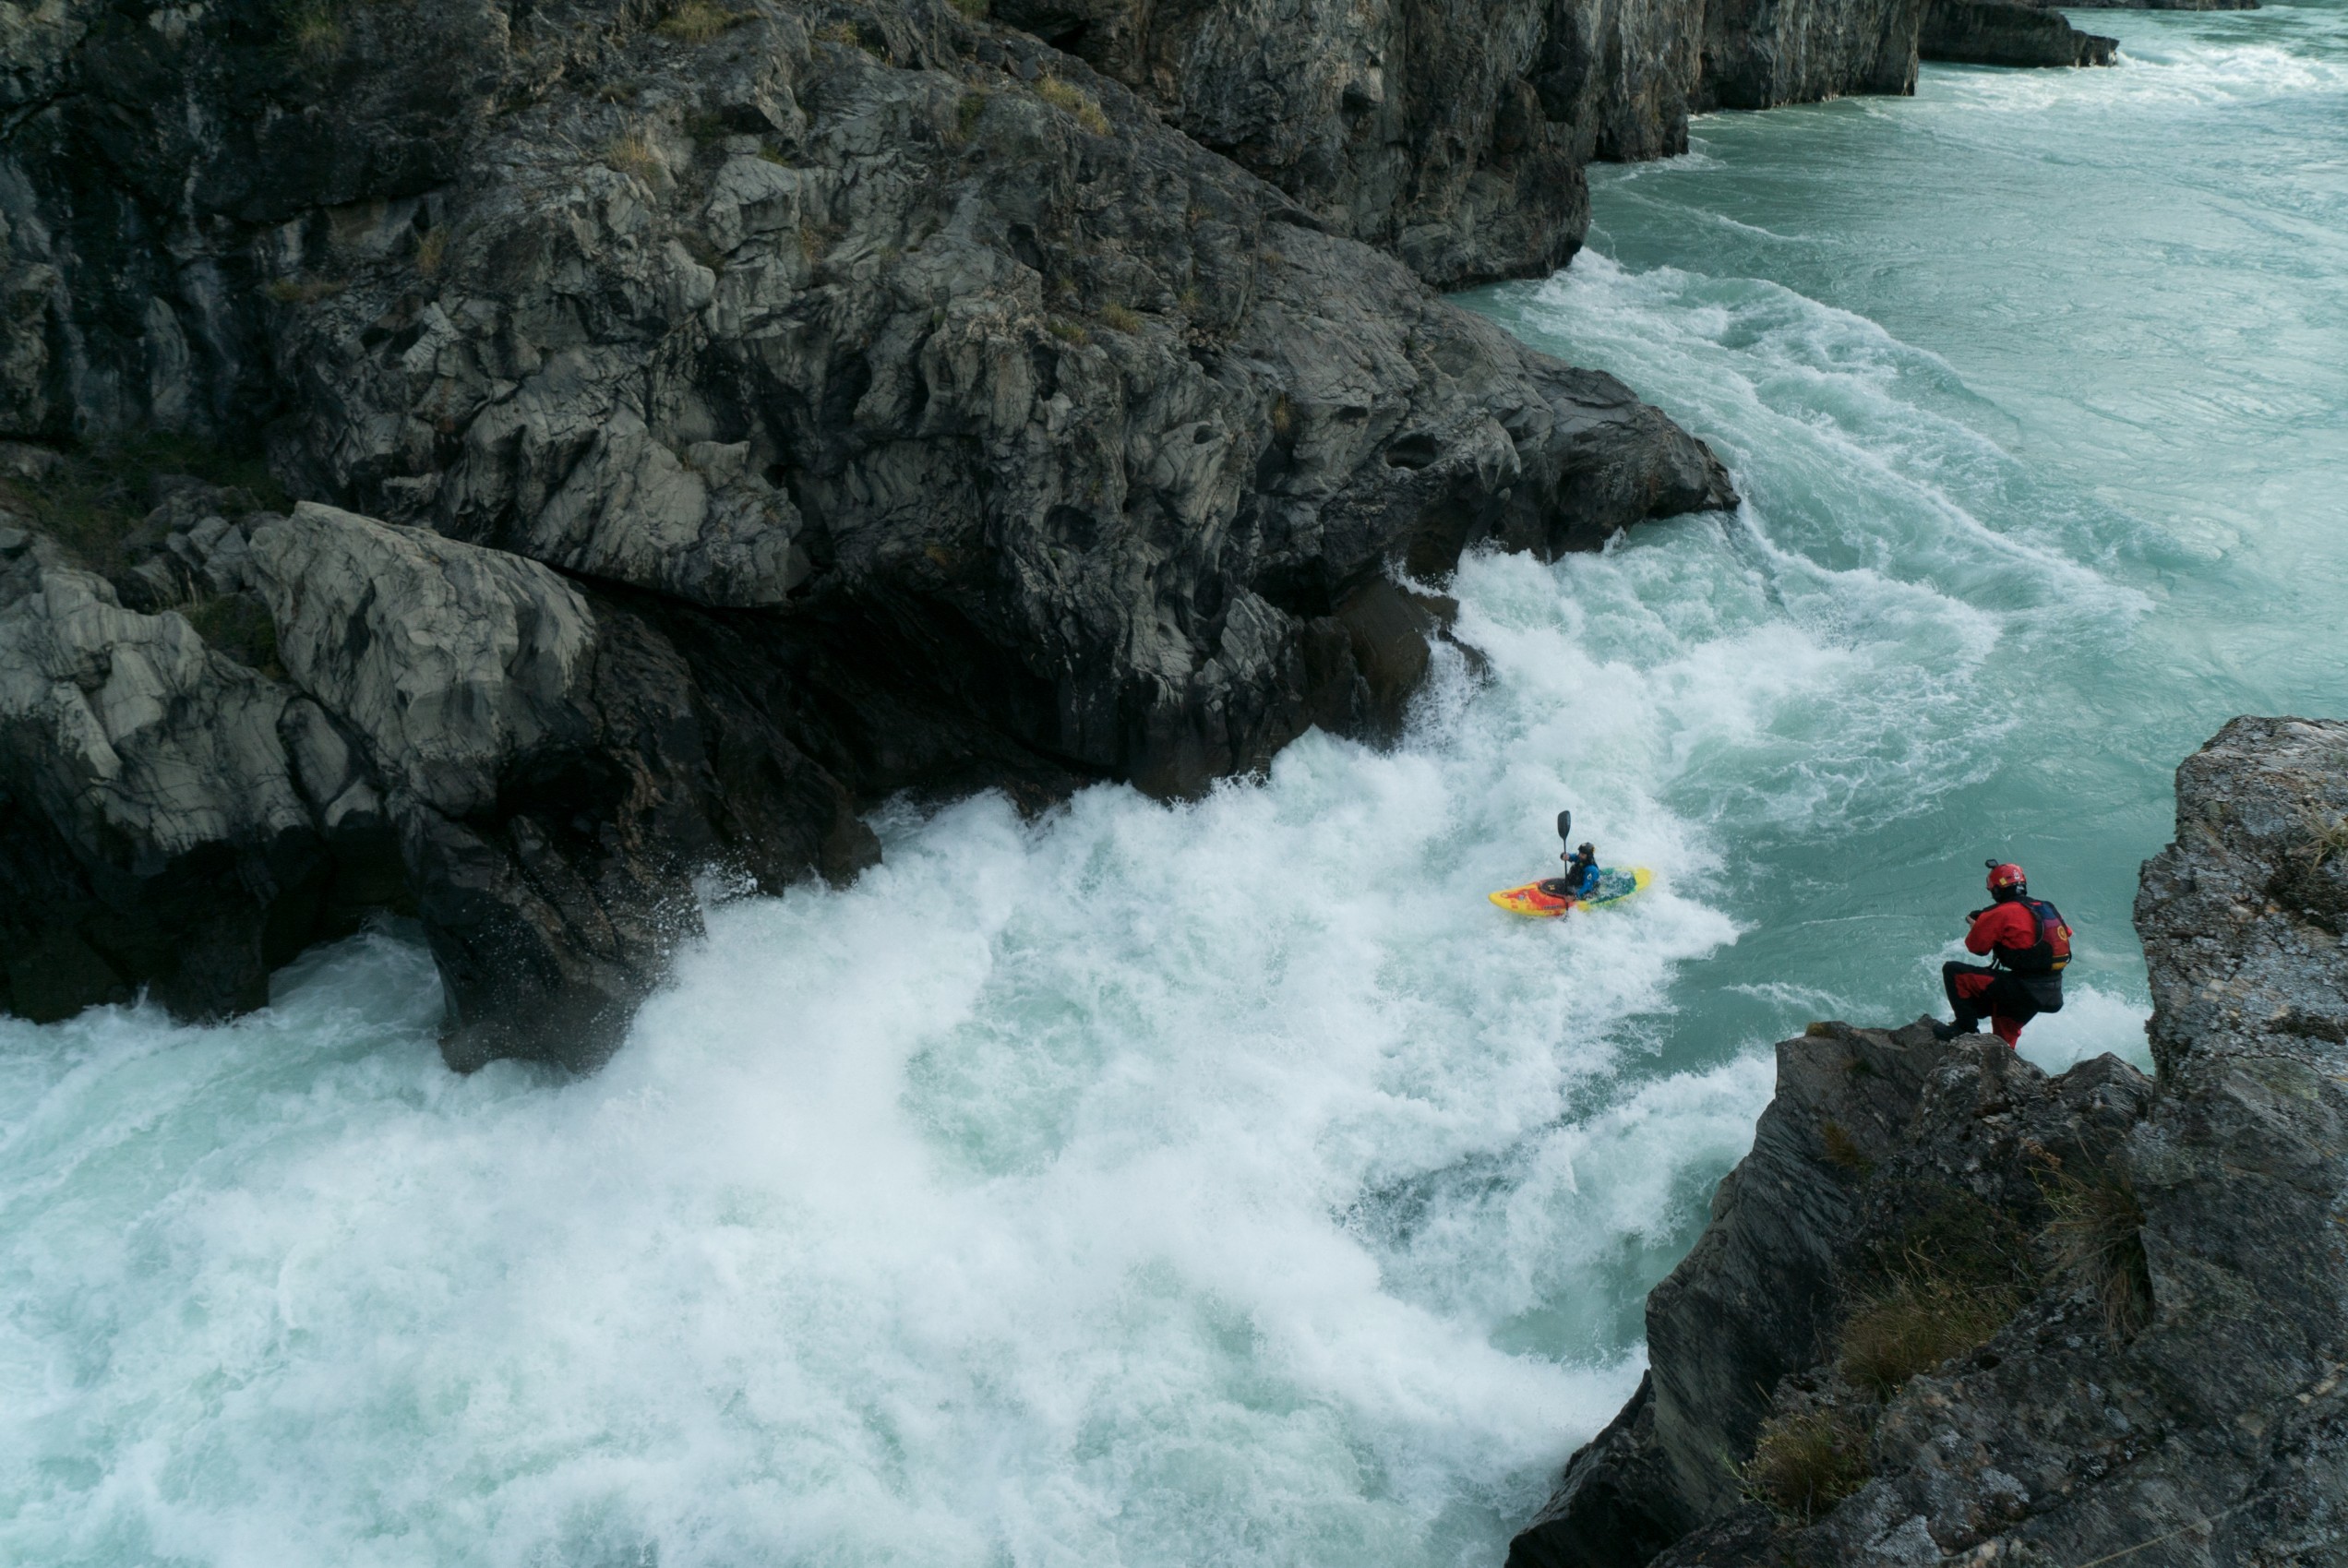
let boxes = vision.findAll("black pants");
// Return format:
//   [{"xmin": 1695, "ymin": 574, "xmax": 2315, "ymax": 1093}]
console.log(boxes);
[{"xmin": 1943, "ymin": 961, "xmax": 2062, "ymax": 1043}]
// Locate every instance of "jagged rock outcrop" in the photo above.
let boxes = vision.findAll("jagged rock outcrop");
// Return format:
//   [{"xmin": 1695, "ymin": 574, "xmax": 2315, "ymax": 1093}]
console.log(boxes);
[
  {"xmin": 1698, "ymin": 0, "xmax": 1925, "ymax": 110},
  {"xmin": 268, "ymin": 6, "xmax": 1734, "ymax": 791},
  {"xmin": 8, "ymin": 0, "xmax": 1736, "ymax": 785},
  {"xmin": 0, "ymin": 531, "xmax": 335, "ymax": 1022},
  {"xmin": 1921, "ymin": 0, "xmax": 2116, "ymax": 67},
  {"xmin": 0, "ymin": 0, "xmax": 1743, "ymax": 1062},
  {"xmin": 993, "ymin": 0, "xmax": 1978, "ymax": 287},
  {"xmin": 1511, "ymin": 715, "xmax": 2348, "ymax": 1566},
  {"xmin": 989, "ymin": 0, "xmax": 1706, "ymax": 286},
  {"xmin": 248, "ymin": 501, "xmax": 899, "ymax": 1070}
]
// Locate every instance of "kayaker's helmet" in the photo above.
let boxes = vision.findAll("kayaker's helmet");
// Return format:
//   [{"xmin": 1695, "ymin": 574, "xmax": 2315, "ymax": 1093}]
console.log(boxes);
[
  {"xmin": 1576, "ymin": 843, "xmax": 1596, "ymax": 861},
  {"xmin": 1985, "ymin": 860, "xmax": 2028, "ymax": 900}
]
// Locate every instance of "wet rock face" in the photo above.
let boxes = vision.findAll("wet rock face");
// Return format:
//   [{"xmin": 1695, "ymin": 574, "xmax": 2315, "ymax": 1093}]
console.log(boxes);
[
  {"xmin": 0, "ymin": 497, "xmax": 892, "ymax": 1069},
  {"xmin": 0, "ymin": 536, "xmax": 335, "ymax": 1022},
  {"xmin": 0, "ymin": 0, "xmax": 518, "ymax": 443},
  {"xmin": 1920, "ymin": 0, "xmax": 2117, "ymax": 68},
  {"xmin": 992, "ymin": 0, "xmax": 1707, "ymax": 287},
  {"xmin": 1700, "ymin": 0, "xmax": 1926, "ymax": 110},
  {"xmin": 1512, "ymin": 715, "xmax": 2348, "ymax": 1568}
]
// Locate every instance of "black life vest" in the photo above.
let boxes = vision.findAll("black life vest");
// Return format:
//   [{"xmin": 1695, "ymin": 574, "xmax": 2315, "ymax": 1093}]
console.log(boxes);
[{"xmin": 1996, "ymin": 897, "xmax": 2073, "ymax": 977}]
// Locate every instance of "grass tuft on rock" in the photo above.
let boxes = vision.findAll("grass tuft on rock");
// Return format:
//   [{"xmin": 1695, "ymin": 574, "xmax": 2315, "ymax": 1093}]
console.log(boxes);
[
  {"xmin": 1820, "ymin": 1119, "xmax": 1869, "ymax": 1172},
  {"xmin": 1037, "ymin": 76, "xmax": 1110, "ymax": 136},
  {"xmin": 3, "ymin": 435, "xmax": 287, "ymax": 577},
  {"xmin": 264, "ymin": 276, "xmax": 347, "ymax": 305},
  {"xmin": 604, "ymin": 134, "xmax": 665, "ymax": 184},
  {"xmin": 413, "ymin": 226, "xmax": 449, "ymax": 277},
  {"xmin": 949, "ymin": 90, "xmax": 988, "ymax": 147},
  {"xmin": 1100, "ymin": 303, "xmax": 1142, "ymax": 334},
  {"xmin": 1838, "ymin": 1262, "xmax": 2019, "ymax": 1396},
  {"xmin": 2298, "ymin": 811, "xmax": 2348, "ymax": 868},
  {"xmin": 655, "ymin": 0, "xmax": 740, "ymax": 42},
  {"xmin": 2041, "ymin": 1168, "xmax": 2153, "ymax": 1337},
  {"xmin": 1742, "ymin": 1406, "xmax": 1873, "ymax": 1521},
  {"xmin": 283, "ymin": 0, "xmax": 345, "ymax": 66}
]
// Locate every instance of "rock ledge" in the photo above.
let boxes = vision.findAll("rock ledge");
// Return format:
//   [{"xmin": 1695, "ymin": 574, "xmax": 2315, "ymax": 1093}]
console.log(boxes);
[{"xmin": 1513, "ymin": 716, "xmax": 2348, "ymax": 1567}]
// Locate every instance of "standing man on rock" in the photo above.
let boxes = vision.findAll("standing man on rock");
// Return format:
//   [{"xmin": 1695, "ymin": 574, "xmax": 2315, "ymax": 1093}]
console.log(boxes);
[{"xmin": 1935, "ymin": 860, "xmax": 2070, "ymax": 1047}]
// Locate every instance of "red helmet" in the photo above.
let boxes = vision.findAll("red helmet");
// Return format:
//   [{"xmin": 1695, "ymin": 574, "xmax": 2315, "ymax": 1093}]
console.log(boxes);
[{"xmin": 1985, "ymin": 861, "xmax": 2027, "ymax": 896}]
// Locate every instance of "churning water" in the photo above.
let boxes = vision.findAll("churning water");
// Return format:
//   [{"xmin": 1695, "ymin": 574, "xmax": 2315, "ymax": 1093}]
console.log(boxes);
[{"xmin": 6, "ymin": 8, "xmax": 2345, "ymax": 1563}]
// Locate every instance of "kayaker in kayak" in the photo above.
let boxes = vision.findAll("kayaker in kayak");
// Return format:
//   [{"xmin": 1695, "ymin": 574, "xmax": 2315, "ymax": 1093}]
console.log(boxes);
[{"xmin": 1542, "ymin": 842, "xmax": 1600, "ymax": 901}]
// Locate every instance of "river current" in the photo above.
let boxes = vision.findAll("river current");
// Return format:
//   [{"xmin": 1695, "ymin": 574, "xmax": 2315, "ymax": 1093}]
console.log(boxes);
[{"xmin": 5, "ymin": 8, "xmax": 2344, "ymax": 1563}]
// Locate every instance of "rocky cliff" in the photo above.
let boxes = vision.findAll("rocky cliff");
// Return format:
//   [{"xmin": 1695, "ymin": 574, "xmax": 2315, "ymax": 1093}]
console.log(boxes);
[
  {"xmin": 1510, "ymin": 715, "xmax": 2348, "ymax": 1566},
  {"xmin": 988, "ymin": 0, "xmax": 1974, "ymax": 287},
  {"xmin": 1922, "ymin": 0, "xmax": 2117, "ymax": 67},
  {"xmin": 0, "ymin": 0, "xmax": 1944, "ymax": 460},
  {"xmin": 0, "ymin": 0, "xmax": 1742, "ymax": 1067}
]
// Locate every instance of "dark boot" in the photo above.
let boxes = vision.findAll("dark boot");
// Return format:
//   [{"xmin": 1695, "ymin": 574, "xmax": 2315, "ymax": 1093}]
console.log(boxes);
[{"xmin": 1931, "ymin": 1019, "xmax": 1970, "ymax": 1041}]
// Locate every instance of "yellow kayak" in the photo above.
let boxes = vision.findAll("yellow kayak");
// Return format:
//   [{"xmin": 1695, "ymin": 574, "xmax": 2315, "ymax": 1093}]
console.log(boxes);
[{"xmin": 1489, "ymin": 867, "xmax": 1653, "ymax": 918}]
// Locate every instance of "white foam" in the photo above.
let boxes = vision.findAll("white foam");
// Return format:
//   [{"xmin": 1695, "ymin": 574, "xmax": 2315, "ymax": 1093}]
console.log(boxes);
[
  {"xmin": 1938, "ymin": 36, "xmax": 2346, "ymax": 114},
  {"xmin": 2015, "ymin": 985, "xmax": 2154, "ymax": 1075},
  {"xmin": 0, "ymin": 689, "xmax": 1761, "ymax": 1565}
]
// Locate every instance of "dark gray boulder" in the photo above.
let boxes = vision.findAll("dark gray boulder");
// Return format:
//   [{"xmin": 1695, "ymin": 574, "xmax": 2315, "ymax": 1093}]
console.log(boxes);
[
  {"xmin": 1922, "ymin": 0, "xmax": 2117, "ymax": 67},
  {"xmin": 1510, "ymin": 716, "xmax": 2348, "ymax": 1567},
  {"xmin": 0, "ymin": 534, "xmax": 338, "ymax": 1022},
  {"xmin": 246, "ymin": 500, "xmax": 897, "ymax": 1071}
]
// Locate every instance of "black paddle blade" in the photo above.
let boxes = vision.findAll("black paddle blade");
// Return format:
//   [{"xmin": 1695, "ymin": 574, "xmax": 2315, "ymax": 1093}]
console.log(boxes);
[{"xmin": 1556, "ymin": 810, "xmax": 1572, "ymax": 844}]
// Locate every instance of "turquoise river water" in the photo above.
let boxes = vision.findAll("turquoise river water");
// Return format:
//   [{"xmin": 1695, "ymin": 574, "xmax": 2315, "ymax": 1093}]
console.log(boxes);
[{"xmin": 4, "ymin": 6, "xmax": 2344, "ymax": 1563}]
